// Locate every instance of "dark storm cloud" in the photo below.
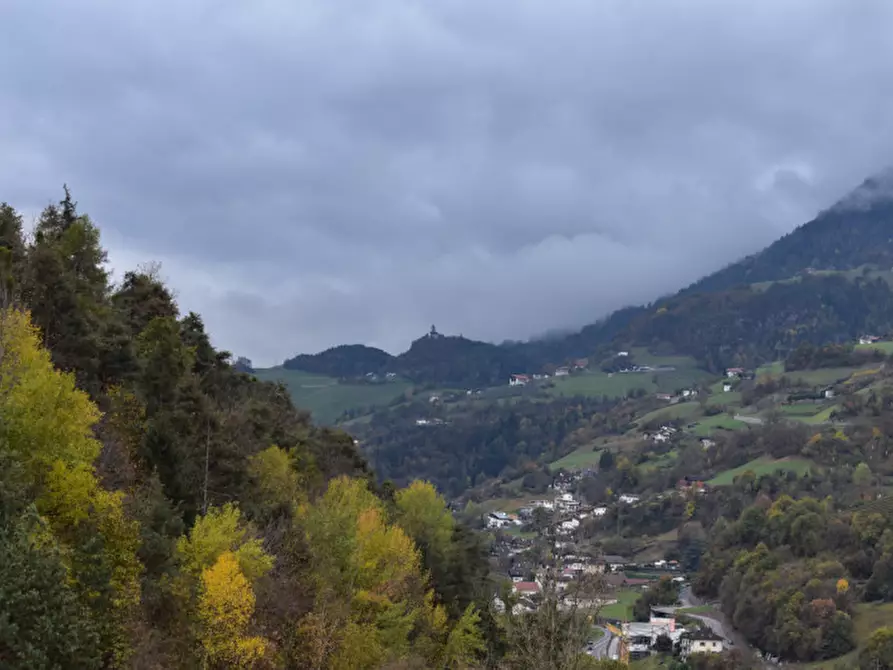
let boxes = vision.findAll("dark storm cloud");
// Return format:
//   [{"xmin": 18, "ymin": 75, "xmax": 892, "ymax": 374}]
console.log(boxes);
[{"xmin": 4, "ymin": 0, "xmax": 893, "ymax": 364}]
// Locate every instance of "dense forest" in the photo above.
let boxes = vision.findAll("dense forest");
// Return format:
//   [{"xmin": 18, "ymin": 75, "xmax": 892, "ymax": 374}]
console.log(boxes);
[
  {"xmin": 355, "ymin": 394, "xmax": 642, "ymax": 497},
  {"xmin": 694, "ymin": 495, "xmax": 893, "ymax": 663},
  {"xmin": 0, "ymin": 192, "xmax": 516, "ymax": 669},
  {"xmin": 684, "ymin": 173, "xmax": 893, "ymax": 294}
]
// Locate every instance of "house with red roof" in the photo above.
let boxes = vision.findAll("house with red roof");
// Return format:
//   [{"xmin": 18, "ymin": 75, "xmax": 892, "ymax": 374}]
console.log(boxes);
[{"xmin": 512, "ymin": 581, "xmax": 541, "ymax": 595}]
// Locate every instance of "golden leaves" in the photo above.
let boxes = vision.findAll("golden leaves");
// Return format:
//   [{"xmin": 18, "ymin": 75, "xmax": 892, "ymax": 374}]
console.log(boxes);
[{"xmin": 198, "ymin": 551, "xmax": 268, "ymax": 668}]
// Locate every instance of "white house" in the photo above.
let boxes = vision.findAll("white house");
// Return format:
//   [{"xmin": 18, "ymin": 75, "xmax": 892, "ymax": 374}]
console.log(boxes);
[
  {"xmin": 555, "ymin": 493, "xmax": 581, "ymax": 511},
  {"xmin": 486, "ymin": 512, "xmax": 512, "ymax": 529},
  {"xmin": 725, "ymin": 367, "xmax": 745, "ymax": 378},
  {"xmin": 554, "ymin": 367, "xmax": 570, "ymax": 377},
  {"xmin": 509, "ymin": 374, "xmax": 530, "ymax": 386},
  {"xmin": 680, "ymin": 629, "xmax": 725, "ymax": 659},
  {"xmin": 619, "ymin": 494, "xmax": 640, "ymax": 504},
  {"xmin": 722, "ymin": 383, "xmax": 733, "ymax": 392},
  {"xmin": 559, "ymin": 518, "xmax": 581, "ymax": 533},
  {"xmin": 592, "ymin": 506, "xmax": 608, "ymax": 517},
  {"xmin": 699, "ymin": 438, "xmax": 716, "ymax": 450},
  {"xmin": 860, "ymin": 335, "xmax": 880, "ymax": 345},
  {"xmin": 617, "ymin": 351, "xmax": 629, "ymax": 357}
]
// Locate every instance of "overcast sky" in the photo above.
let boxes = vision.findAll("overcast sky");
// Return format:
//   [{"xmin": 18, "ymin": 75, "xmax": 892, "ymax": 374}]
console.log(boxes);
[{"xmin": 4, "ymin": 0, "xmax": 893, "ymax": 365}]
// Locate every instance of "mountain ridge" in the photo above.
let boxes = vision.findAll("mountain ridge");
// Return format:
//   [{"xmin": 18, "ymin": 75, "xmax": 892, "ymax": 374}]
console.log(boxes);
[{"xmin": 280, "ymin": 171, "xmax": 893, "ymax": 385}]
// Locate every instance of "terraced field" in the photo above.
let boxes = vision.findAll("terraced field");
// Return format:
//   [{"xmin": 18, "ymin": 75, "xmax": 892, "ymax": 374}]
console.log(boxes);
[
  {"xmin": 692, "ymin": 414, "xmax": 748, "ymax": 436},
  {"xmin": 251, "ymin": 367, "xmax": 412, "ymax": 424},
  {"xmin": 708, "ymin": 456, "xmax": 814, "ymax": 486},
  {"xmin": 550, "ymin": 447, "xmax": 604, "ymax": 471}
]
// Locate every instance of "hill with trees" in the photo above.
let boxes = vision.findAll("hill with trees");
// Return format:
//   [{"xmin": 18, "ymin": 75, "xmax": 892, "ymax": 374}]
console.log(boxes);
[{"xmin": 0, "ymin": 191, "xmax": 506, "ymax": 669}]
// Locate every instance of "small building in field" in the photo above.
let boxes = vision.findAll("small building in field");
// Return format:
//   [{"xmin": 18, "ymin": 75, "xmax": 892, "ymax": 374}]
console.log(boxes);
[
  {"xmin": 554, "ymin": 366, "xmax": 570, "ymax": 377},
  {"xmin": 509, "ymin": 374, "xmax": 530, "ymax": 386}
]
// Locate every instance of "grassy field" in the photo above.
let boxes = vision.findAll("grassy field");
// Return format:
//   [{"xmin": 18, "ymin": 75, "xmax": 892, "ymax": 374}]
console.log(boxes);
[
  {"xmin": 548, "ymin": 372, "xmax": 653, "ymax": 399},
  {"xmin": 550, "ymin": 447, "xmax": 603, "ymax": 471},
  {"xmin": 251, "ymin": 367, "xmax": 412, "ymax": 424},
  {"xmin": 786, "ymin": 366, "xmax": 860, "ymax": 386},
  {"xmin": 600, "ymin": 590, "xmax": 640, "ymax": 621},
  {"xmin": 706, "ymin": 390, "xmax": 743, "ymax": 407},
  {"xmin": 792, "ymin": 404, "xmax": 839, "ymax": 424},
  {"xmin": 708, "ymin": 456, "xmax": 813, "ymax": 486},
  {"xmin": 692, "ymin": 414, "xmax": 748, "ymax": 436},
  {"xmin": 794, "ymin": 601, "xmax": 893, "ymax": 669},
  {"xmin": 777, "ymin": 401, "xmax": 841, "ymax": 425},
  {"xmin": 549, "ymin": 367, "xmax": 712, "ymax": 400},
  {"xmin": 856, "ymin": 340, "xmax": 893, "ymax": 354},
  {"xmin": 636, "ymin": 401, "xmax": 702, "ymax": 426},
  {"xmin": 779, "ymin": 403, "xmax": 827, "ymax": 417},
  {"xmin": 756, "ymin": 361, "xmax": 785, "ymax": 377}
]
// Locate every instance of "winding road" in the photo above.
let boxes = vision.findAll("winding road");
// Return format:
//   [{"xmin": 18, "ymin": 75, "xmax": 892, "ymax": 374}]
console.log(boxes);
[{"xmin": 586, "ymin": 626, "xmax": 613, "ymax": 659}]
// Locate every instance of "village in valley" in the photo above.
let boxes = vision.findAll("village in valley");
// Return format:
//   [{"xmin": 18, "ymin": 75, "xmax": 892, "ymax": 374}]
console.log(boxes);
[
  {"xmin": 481, "ymin": 468, "xmax": 724, "ymax": 663},
  {"xmin": 456, "ymin": 334, "xmax": 893, "ymax": 664},
  {"xmin": 304, "ymin": 332, "xmax": 893, "ymax": 665}
]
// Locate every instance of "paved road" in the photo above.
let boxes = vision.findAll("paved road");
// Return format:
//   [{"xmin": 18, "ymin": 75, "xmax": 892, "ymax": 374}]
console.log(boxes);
[
  {"xmin": 678, "ymin": 587, "xmax": 766, "ymax": 666},
  {"xmin": 586, "ymin": 627, "xmax": 612, "ymax": 659}
]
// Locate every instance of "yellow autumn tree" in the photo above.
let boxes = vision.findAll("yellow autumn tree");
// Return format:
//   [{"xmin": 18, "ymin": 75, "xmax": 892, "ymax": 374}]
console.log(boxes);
[
  {"xmin": 38, "ymin": 461, "xmax": 142, "ymax": 663},
  {"xmin": 173, "ymin": 503, "xmax": 273, "ymax": 665},
  {"xmin": 298, "ymin": 476, "xmax": 483, "ymax": 669},
  {"xmin": 0, "ymin": 308, "xmax": 142, "ymax": 663},
  {"xmin": 198, "ymin": 551, "xmax": 268, "ymax": 668},
  {"xmin": 176, "ymin": 503, "xmax": 273, "ymax": 583},
  {"xmin": 0, "ymin": 308, "xmax": 100, "ymax": 473},
  {"xmin": 395, "ymin": 480, "xmax": 455, "ymax": 558}
]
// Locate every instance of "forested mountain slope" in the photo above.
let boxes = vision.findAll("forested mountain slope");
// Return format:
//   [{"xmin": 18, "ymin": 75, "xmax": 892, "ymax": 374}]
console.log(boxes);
[
  {"xmin": 685, "ymin": 170, "xmax": 893, "ymax": 294},
  {"xmin": 0, "ymin": 192, "xmax": 498, "ymax": 669}
]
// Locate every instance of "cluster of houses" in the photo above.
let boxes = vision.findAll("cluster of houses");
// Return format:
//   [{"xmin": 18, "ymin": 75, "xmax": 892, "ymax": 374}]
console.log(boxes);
[
  {"xmin": 614, "ymin": 363, "xmax": 676, "ymax": 374},
  {"xmin": 645, "ymin": 424, "xmax": 679, "ymax": 444},
  {"xmin": 655, "ymin": 388, "xmax": 699, "ymax": 403},
  {"xmin": 414, "ymin": 417, "xmax": 447, "ymax": 427},
  {"xmin": 495, "ymin": 547, "xmax": 725, "ymax": 661},
  {"xmin": 487, "ymin": 487, "xmax": 640, "ymax": 536},
  {"xmin": 625, "ymin": 610, "xmax": 725, "ymax": 661},
  {"xmin": 363, "ymin": 371, "xmax": 399, "ymax": 383},
  {"xmin": 508, "ymin": 359, "xmax": 590, "ymax": 386}
]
